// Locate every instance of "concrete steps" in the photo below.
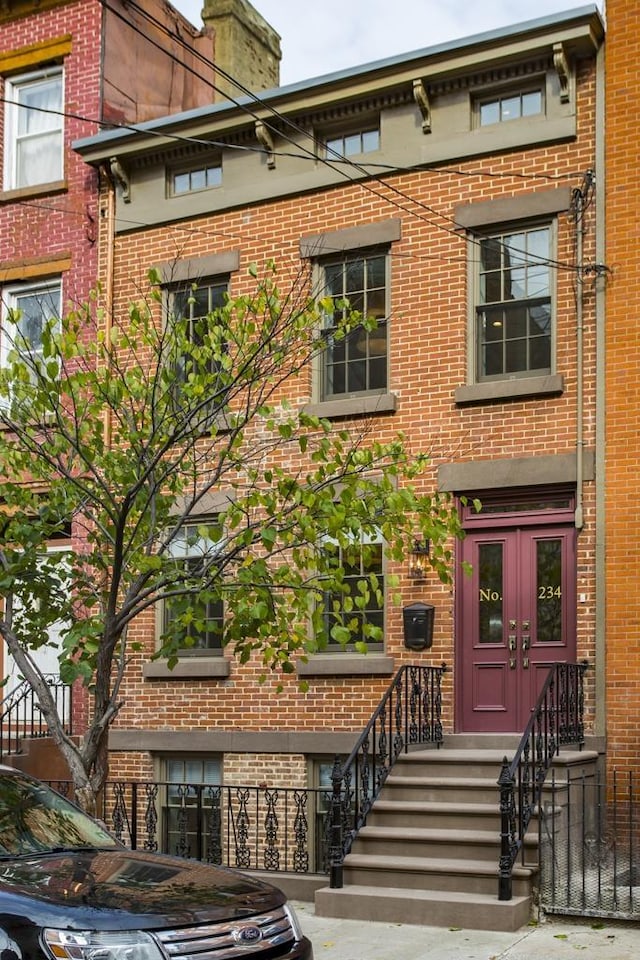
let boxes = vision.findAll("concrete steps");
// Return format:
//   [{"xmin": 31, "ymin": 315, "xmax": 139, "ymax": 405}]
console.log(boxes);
[
  {"xmin": 353, "ymin": 824, "xmax": 537, "ymax": 862},
  {"xmin": 315, "ymin": 883, "xmax": 533, "ymax": 932},
  {"xmin": 315, "ymin": 737, "xmax": 536, "ymax": 932}
]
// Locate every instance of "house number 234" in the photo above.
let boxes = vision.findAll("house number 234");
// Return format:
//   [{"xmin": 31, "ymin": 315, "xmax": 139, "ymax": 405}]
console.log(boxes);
[{"xmin": 539, "ymin": 585, "xmax": 561, "ymax": 599}]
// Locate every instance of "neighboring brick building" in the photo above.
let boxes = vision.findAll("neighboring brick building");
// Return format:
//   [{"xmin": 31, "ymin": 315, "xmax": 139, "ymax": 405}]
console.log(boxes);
[
  {"xmin": 604, "ymin": 0, "xmax": 640, "ymax": 776},
  {"xmin": 0, "ymin": 0, "xmax": 279, "ymax": 718},
  {"xmin": 75, "ymin": 2, "xmax": 605, "ymax": 811}
]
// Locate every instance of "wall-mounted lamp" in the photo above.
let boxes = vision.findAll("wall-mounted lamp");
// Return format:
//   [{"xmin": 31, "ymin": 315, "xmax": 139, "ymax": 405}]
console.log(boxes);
[
  {"xmin": 403, "ymin": 602, "xmax": 435, "ymax": 651},
  {"xmin": 408, "ymin": 539, "xmax": 430, "ymax": 579}
]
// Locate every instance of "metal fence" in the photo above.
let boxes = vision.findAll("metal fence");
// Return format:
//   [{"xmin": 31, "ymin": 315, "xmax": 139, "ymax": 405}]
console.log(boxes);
[
  {"xmin": 54, "ymin": 780, "xmax": 333, "ymax": 876},
  {"xmin": 539, "ymin": 768, "xmax": 639, "ymax": 921},
  {"xmin": 1, "ymin": 677, "xmax": 73, "ymax": 760}
]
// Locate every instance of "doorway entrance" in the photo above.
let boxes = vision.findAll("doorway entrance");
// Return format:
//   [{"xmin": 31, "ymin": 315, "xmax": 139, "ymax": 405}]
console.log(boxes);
[{"xmin": 457, "ymin": 491, "xmax": 577, "ymax": 733}]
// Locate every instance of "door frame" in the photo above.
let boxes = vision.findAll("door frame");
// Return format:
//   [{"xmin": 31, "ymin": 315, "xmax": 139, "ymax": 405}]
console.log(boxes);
[{"xmin": 454, "ymin": 486, "xmax": 578, "ymax": 733}]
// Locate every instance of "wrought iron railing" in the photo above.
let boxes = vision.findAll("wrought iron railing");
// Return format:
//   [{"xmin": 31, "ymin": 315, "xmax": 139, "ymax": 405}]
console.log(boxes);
[
  {"xmin": 540, "ymin": 767, "xmax": 639, "ymax": 920},
  {"xmin": 498, "ymin": 661, "xmax": 588, "ymax": 901},
  {"xmin": 0, "ymin": 676, "xmax": 73, "ymax": 759},
  {"xmin": 51, "ymin": 779, "xmax": 333, "ymax": 875},
  {"xmin": 328, "ymin": 662, "xmax": 446, "ymax": 888}
]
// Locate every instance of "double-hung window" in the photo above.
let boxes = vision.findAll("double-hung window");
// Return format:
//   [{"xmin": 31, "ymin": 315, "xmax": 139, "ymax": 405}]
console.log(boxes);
[
  {"xmin": 164, "ymin": 520, "xmax": 224, "ymax": 654},
  {"xmin": 170, "ymin": 278, "xmax": 228, "ymax": 375},
  {"xmin": 166, "ymin": 278, "xmax": 229, "ymax": 420},
  {"xmin": 476, "ymin": 224, "xmax": 552, "ymax": 381},
  {"xmin": 161, "ymin": 756, "xmax": 222, "ymax": 860},
  {"xmin": 321, "ymin": 535, "xmax": 384, "ymax": 651},
  {"xmin": 0, "ymin": 279, "xmax": 61, "ymax": 374},
  {"xmin": 4, "ymin": 68, "xmax": 63, "ymax": 190},
  {"xmin": 320, "ymin": 253, "xmax": 388, "ymax": 400}
]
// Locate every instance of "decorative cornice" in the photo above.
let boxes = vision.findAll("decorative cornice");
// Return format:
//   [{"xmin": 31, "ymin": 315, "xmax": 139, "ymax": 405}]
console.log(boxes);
[
  {"xmin": 133, "ymin": 142, "xmax": 222, "ymax": 170},
  {"xmin": 429, "ymin": 56, "xmax": 551, "ymax": 96},
  {"xmin": 295, "ymin": 89, "xmax": 413, "ymax": 129}
]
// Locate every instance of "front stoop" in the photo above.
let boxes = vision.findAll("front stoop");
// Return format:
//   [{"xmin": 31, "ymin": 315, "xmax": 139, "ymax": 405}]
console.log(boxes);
[
  {"xmin": 315, "ymin": 739, "xmax": 536, "ymax": 933},
  {"xmin": 315, "ymin": 884, "xmax": 533, "ymax": 932},
  {"xmin": 314, "ymin": 737, "xmax": 600, "ymax": 932}
]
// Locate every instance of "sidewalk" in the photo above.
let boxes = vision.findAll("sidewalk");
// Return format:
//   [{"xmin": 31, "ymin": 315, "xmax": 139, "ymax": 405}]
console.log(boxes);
[{"xmin": 292, "ymin": 901, "xmax": 640, "ymax": 960}]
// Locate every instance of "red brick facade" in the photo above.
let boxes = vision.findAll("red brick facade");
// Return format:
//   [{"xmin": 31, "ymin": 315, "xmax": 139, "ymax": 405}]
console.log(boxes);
[
  {"xmin": 0, "ymin": 0, "xmax": 217, "ymax": 747},
  {"xmin": 73, "ymin": 10, "xmax": 605, "ymax": 786},
  {"xmin": 604, "ymin": 0, "xmax": 640, "ymax": 774}
]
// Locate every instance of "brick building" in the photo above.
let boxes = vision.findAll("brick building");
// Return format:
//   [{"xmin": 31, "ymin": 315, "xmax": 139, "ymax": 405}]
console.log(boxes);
[
  {"xmin": 604, "ymin": 0, "xmax": 640, "ymax": 776},
  {"xmin": 0, "ymin": 0, "xmax": 279, "ymax": 716},
  {"xmin": 75, "ymin": 1, "xmax": 605, "ymax": 824}
]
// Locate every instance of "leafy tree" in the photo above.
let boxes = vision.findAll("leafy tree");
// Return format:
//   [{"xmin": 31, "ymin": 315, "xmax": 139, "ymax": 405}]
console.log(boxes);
[{"xmin": 0, "ymin": 263, "xmax": 466, "ymax": 811}]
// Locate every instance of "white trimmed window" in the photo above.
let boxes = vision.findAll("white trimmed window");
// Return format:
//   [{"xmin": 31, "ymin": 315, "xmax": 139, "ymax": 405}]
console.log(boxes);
[
  {"xmin": 4, "ymin": 68, "xmax": 63, "ymax": 190},
  {"xmin": 1, "ymin": 279, "xmax": 61, "ymax": 371}
]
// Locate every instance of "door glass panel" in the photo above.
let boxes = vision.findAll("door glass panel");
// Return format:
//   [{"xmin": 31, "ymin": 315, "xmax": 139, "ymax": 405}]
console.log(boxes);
[
  {"xmin": 536, "ymin": 538, "xmax": 562, "ymax": 642},
  {"xmin": 478, "ymin": 542, "xmax": 503, "ymax": 643}
]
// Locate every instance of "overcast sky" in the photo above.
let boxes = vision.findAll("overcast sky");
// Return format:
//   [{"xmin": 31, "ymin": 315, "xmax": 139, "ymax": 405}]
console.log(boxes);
[{"xmin": 172, "ymin": 1, "xmax": 604, "ymax": 86}]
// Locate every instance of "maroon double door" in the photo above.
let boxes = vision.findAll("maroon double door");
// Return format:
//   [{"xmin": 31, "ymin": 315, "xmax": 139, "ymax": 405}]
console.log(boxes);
[{"xmin": 458, "ymin": 518, "xmax": 576, "ymax": 733}]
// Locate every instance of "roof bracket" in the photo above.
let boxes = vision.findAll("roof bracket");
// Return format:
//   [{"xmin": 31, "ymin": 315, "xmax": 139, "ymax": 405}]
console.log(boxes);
[
  {"xmin": 412, "ymin": 79, "xmax": 432, "ymax": 134},
  {"xmin": 109, "ymin": 156, "xmax": 131, "ymax": 203},
  {"xmin": 553, "ymin": 42, "xmax": 570, "ymax": 103},
  {"xmin": 255, "ymin": 121, "xmax": 276, "ymax": 169}
]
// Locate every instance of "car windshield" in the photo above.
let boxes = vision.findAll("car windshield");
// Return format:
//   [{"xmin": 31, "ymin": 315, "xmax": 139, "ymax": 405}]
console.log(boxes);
[{"xmin": 0, "ymin": 772, "xmax": 119, "ymax": 856}]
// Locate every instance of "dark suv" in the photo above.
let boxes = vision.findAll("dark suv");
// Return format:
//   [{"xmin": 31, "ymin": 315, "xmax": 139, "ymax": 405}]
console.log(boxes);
[{"xmin": 0, "ymin": 765, "xmax": 313, "ymax": 960}]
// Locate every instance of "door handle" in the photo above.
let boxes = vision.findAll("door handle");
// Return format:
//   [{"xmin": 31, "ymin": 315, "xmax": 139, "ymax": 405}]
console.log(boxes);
[
  {"xmin": 508, "ymin": 635, "xmax": 517, "ymax": 651},
  {"xmin": 523, "ymin": 657, "xmax": 530, "ymax": 669},
  {"xmin": 522, "ymin": 635, "xmax": 530, "ymax": 651},
  {"xmin": 509, "ymin": 658, "xmax": 517, "ymax": 670}
]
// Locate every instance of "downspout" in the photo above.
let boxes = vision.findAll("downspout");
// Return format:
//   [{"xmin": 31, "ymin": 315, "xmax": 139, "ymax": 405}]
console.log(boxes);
[
  {"xmin": 593, "ymin": 40, "xmax": 607, "ymax": 742},
  {"xmin": 574, "ymin": 183, "xmax": 585, "ymax": 532},
  {"xmin": 99, "ymin": 163, "xmax": 116, "ymax": 448}
]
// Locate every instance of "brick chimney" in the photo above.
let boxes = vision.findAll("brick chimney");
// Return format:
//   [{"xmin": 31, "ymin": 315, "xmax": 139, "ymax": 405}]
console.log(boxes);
[{"xmin": 202, "ymin": 0, "xmax": 281, "ymax": 100}]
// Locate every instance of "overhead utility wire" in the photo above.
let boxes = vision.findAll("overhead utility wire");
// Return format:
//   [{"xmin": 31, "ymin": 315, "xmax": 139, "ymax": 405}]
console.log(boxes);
[
  {"xmin": 0, "ymin": 95, "xmax": 578, "ymax": 184},
  {"xmin": 3, "ymin": 93, "xmax": 580, "ymax": 274},
  {"xmin": 99, "ymin": 0, "xmax": 585, "ymax": 273},
  {"xmin": 5, "ymin": 2, "xmax": 592, "ymax": 277}
]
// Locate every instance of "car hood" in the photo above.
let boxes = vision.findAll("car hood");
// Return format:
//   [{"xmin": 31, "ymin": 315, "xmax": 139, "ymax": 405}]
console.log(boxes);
[{"xmin": 0, "ymin": 847, "xmax": 283, "ymax": 929}]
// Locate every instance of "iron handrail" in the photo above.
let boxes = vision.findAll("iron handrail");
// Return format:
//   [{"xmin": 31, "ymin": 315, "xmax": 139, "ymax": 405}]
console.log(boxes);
[
  {"xmin": 328, "ymin": 662, "xmax": 446, "ymax": 888},
  {"xmin": 0, "ymin": 675, "xmax": 73, "ymax": 760},
  {"xmin": 498, "ymin": 660, "xmax": 588, "ymax": 901}
]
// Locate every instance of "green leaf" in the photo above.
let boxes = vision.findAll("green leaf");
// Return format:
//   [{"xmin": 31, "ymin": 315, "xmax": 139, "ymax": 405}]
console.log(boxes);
[{"xmin": 0, "ymin": 263, "xmax": 465, "ymax": 806}]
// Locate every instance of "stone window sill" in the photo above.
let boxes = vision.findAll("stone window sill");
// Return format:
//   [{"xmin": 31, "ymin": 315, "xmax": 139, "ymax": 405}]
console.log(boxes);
[
  {"xmin": 0, "ymin": 180, "xmax": 67, "ymax": 204},
  {"xmin": 296, "ymin": 655, "xmax": 394, "ymax": 677},
  {"xmin": 143, "ymin": 658, "xmax": 231, "ymax": 680},
  {"xmin": 303, "ymin": 393, "xmax": 397, "ymax": 420},
  {"xmin": 455, "ymin": 374, "xmax": 564, "ymax": 405}
]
